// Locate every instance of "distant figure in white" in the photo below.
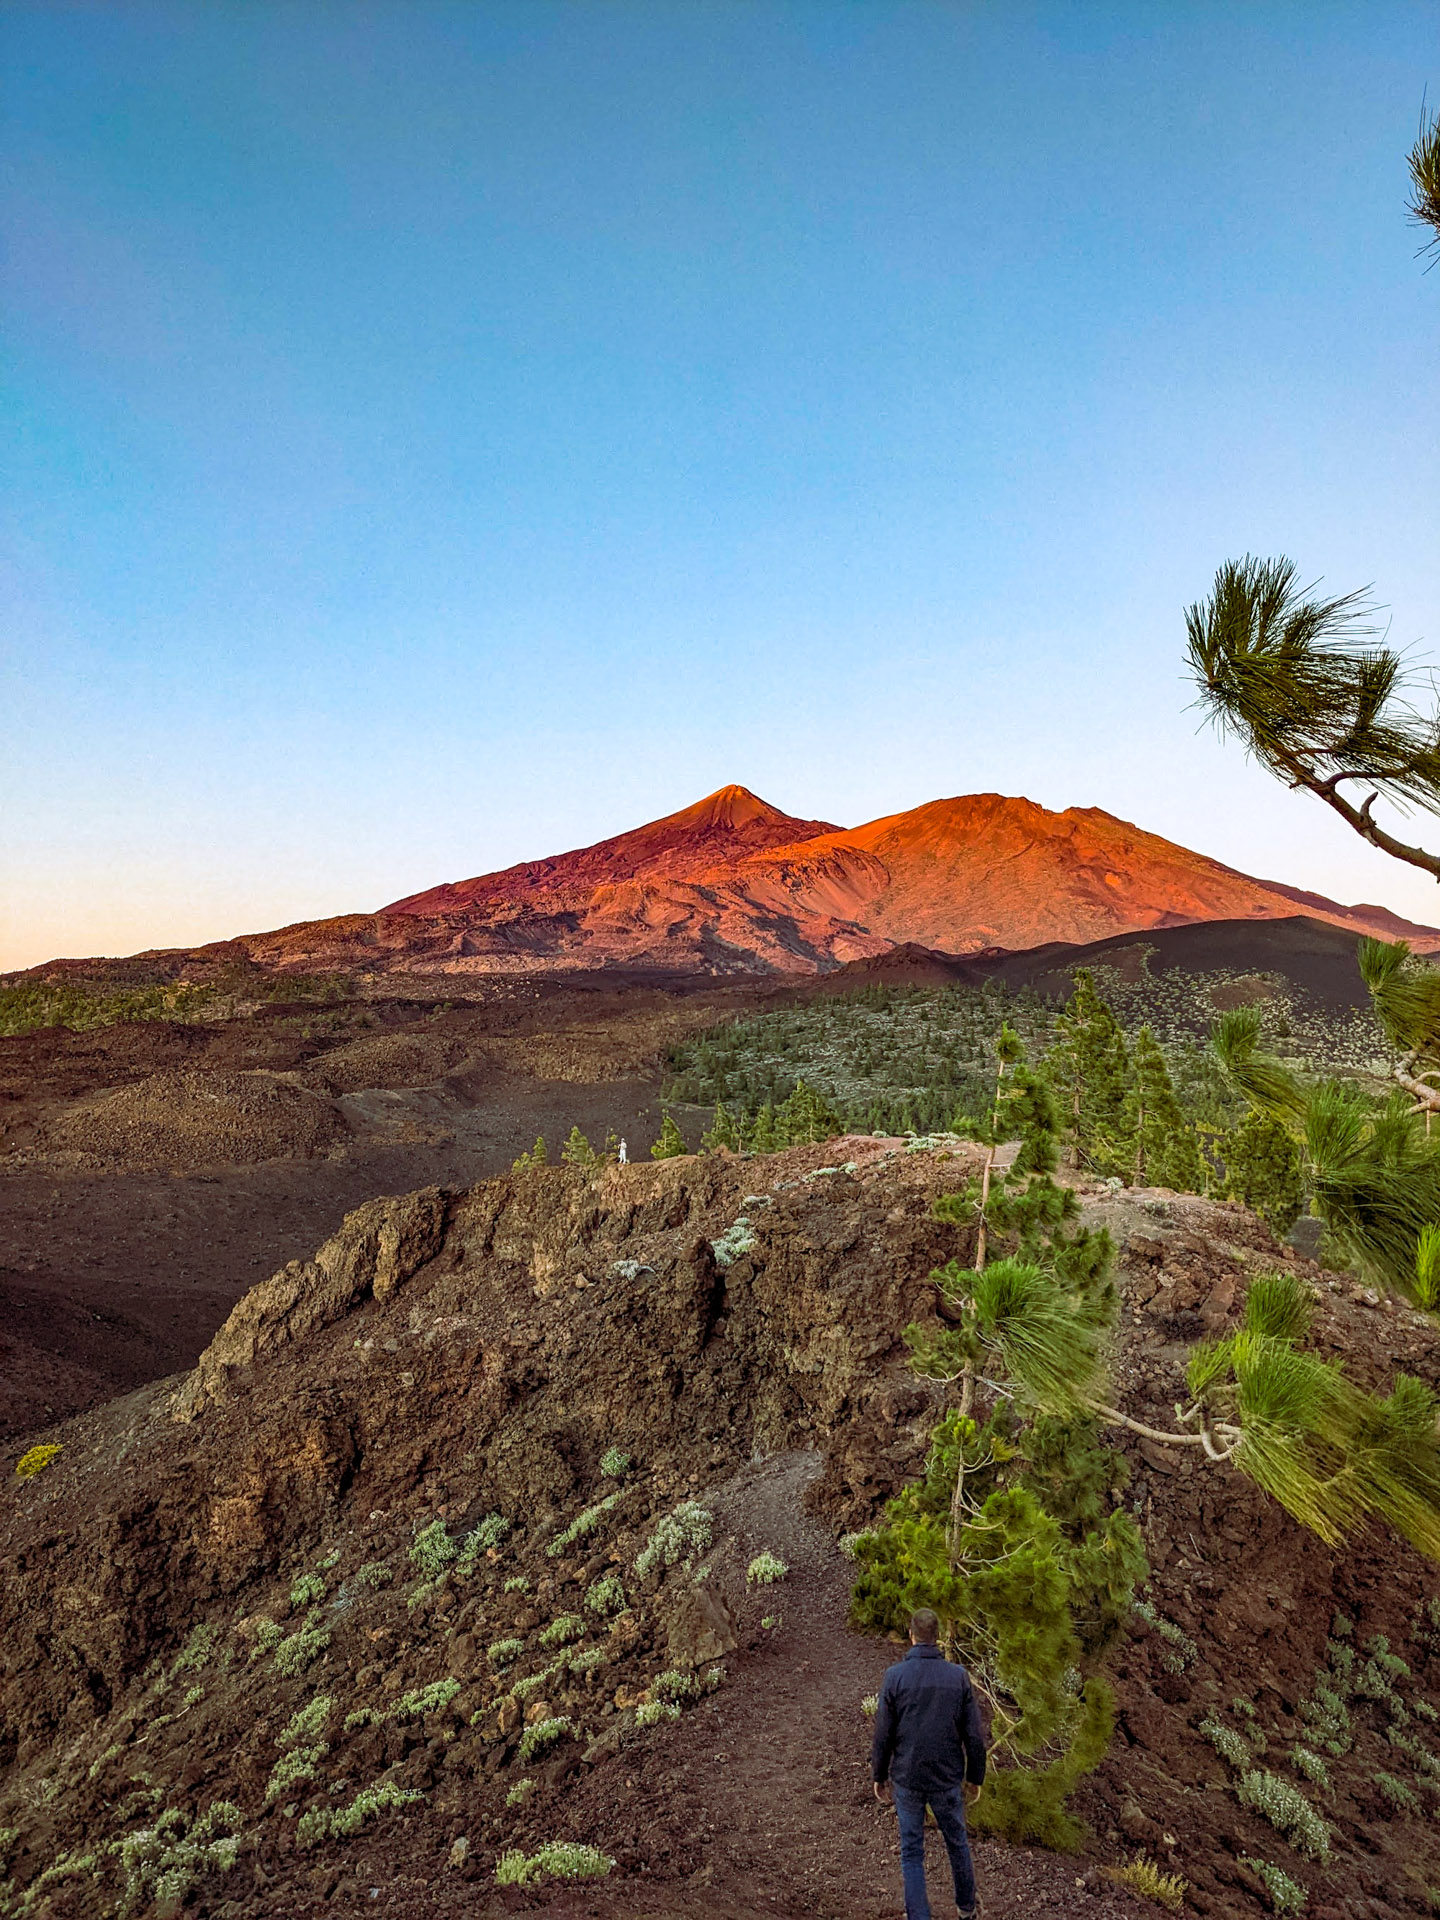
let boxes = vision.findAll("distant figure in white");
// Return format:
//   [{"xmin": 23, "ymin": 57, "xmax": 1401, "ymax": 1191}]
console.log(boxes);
[{"xmin": 618, "ymin": 1138, "xmax": 628, "ymax": 1164}]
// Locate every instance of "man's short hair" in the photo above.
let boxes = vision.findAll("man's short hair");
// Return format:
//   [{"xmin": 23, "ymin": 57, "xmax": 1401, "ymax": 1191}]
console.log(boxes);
[{"xmin": 910, "ymin": 1608, "xmax": 940, "ymax": 1644}]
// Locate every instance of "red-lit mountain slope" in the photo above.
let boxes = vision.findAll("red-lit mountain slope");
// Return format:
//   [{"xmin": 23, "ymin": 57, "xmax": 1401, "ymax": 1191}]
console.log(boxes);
[{"xmin": 25, "ymin": 787, "xmax": 1440, "ymax": 979}]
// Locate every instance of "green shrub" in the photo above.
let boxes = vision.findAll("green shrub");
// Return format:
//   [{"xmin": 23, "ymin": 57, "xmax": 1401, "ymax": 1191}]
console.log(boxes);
[
  {"xmin": 494, "ymin": 1841, "xmax": 613, "ymax": 1885},
  {"xmin": 653, "ymin": 1669, "xmax": 701, "ymax": 1704},
  {"xmin": 488, "ymin": 1637, "xmax": 524, "ymax": 1670},
  {"xmin": 1291, "ymin": 1746, "xmax": 1330, "ymax": 1789},
  {"xmin": 1202, "ymin": 1713, "xmax": 1253, "ymax": 1770},
  {"xmin": 295, "ymin": 1780, "xmax": 421, "ymax": 1849},
  {"xmin": 1131, "ymin": 1600, "xmax": 1197, "ymax": 1674},
  {"xmin": 549, "ymin": 1490, "xmax": 625, "ymax": 1557},
  {"xmin": 117, "ymin": 1801, "xmax": 244, "ymax": 1910},
  {"xmin": 518, "ymin": 1715, "xmax": 573, "ymax": 1762},
  {"xmin": 1375, "ymin": 1770, "xmax": 1421, "ymax": 1813},
  {"xmin": 506, "ymin": 1777, "xmax": 534, "ymax": 1807},
  {"xmin": 568, "ymin": 1647, "xmax": 607, "ymax": 1675},
  {"xmin": 266, "ymin": 1744, "xmax": 328, "ymax": 1804},
  {"xmin": 343, "ymin": 1708, "xmax": 384, "ymax": 1732},
  {"xmin": 289, "ymin": 1572, "xmax": 325, "ymax": 1611},
  {"xmin": 746, "ymin": 1550, "xmax": 788, "ymax": 1585},
  {"xmin": 1102, "ymin": 1856, "xmax": 1186, "ymax": 1911},
  {"xmin": 586, "ymin": 1571, "xmax": 625, "ymax": 1615},
  {"xmin": 1236, "ymin": 1771, "xmax": 1330, "ymax": 1860},
  {"xmin": 170, "ymin": 1624, "xmax": 219, "ymax": 1678},
  {"xmin": 539, "ymin": 1613, "xmax": 585, "ymax": 1649},
  {"xmin": 277, "ymin": 1695, "xmax": 332, "ymax": 1749},
  {"xmin": 458, "ymin": 1513, "xmax": 511, "ymax": 1562},
  {"xmin": 408, "ymin": 1521, "xmax": 457, "ymax": 1578},
  {"xmin": 636, "ymin": 1699, "xmax": 681, "ymax": 1727},
  {"xmin": 353, "ymin": 1562, "xmax": 393, "ymax": 1589},
  {"xmin": 970, "ymin": 1679, "xmax": 1115, "ymax": 1851},
  {"xmin": 273, "ymin": 1618, "xmax": 330, "ymax": 1678},
  {"xmin": 503, "ymin": 1574, "xmax": 531, "ymax": 1593},
  {"xmin": 393, "ymin": 1679, "xmax": 460, "ymax": 1721},
  {"xmin": 600, "ymin": 1448, "xmax": 632, "ymax": 1477},
  {"xmin": 634, "ymin": 1501, "xmax": 713, "ymax": 1579},
  {"xmin": 1242, "ymin": 1857, "xmax": 1307, "ymax": 1914},
  {"xmin": 511, "ymin": 1661, "xmax": 563, "ymax": 1701}
]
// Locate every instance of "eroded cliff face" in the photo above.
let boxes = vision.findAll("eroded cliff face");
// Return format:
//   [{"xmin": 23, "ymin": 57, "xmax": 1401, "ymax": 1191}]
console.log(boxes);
[{"xmin": 1, "ymin": 1145, "xmax": 1438, "ymax": 1919}]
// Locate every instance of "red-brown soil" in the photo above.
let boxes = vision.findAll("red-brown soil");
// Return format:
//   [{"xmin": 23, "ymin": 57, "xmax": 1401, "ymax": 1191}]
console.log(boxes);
[
  {"xmin": 1, "ymin": 1143, "xmax": 1437, "ymax": 1918},
  {"xmin": 22, "ymin": 786, "xmax": 1437, "ymax": 983}
]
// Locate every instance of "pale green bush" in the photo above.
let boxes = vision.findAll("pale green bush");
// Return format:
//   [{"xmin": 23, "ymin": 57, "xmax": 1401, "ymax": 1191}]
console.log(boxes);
[
  {"xmin": 170, "ymin": 1624, "xmax": 219, "ymax": 1678},
  {"xmin": 272, "ymin": 1618, "xmax": 330, "ymax": 1678},
  {"xmin": 488, "ymin": 1637, "xmax": 524, "ymax": 1669},
  {"xmin": 539, "ymin": 1613, "xmax": 585, "ymax": 1649},
  {"xmin": 117, "ymin": 1801, "xmax": 244, "ymax": 1910},
  {"xmin": 549, "ymin": 1490, "xmax": 624, "ymax": 1557},
  {"xmin": 1375, "ymin": 1770, "xmax": 1421, "ymax": 1813},
  {"xmin": 586, "ymin": 1571, "xmax": 625, "ymax": 1615},
  {"xmin": 289, "ymin": 1572, "xmax": 325, "ymax": 1611},
  {"xmin": 353, "ymin": 1562, "xmax": 393, "ymax": 1589},
  {"xmin": 634, "ymin": 1502, "xmax": 713, "ymax": 1580},
  {"xmin": 495, "ymin": 1841, "xmax": 613, "ymax": 1885},
  {"xmin": 266, "ymin": 1744, "xmax": 327, "ymax": 1804},
  {"xmin": 295, "ymin": 1780, "xmax": 421, "ymax": 1849},
  {"xmin": 506, "ymin": 1777, "xmax": 534, "ymax": 1806},
  {"xmin": 511, "ymin": 1661, "xmax": 563, "ymax": 1701},
  {"xmin": 459, "ymin": 1513, "xmax": 511, "ymax": 1563},
  {"xmin": 1242, "ymin": 1857, "xmax": 1306, "ymax": 1914},
  {"xmin": 277, "ymin": 1696, "xmax": 332, "ymax": 1749},
  {"xmin": 1201, "ymin": 1713, "xmax": 1252, "ymax": 1770},
  {"xmin": 408, "ymin": 1520, "xmax": 456, "ymax": 1578},
  {"xmin": 600, "ymin": 1447, "xmax": 632, "ymax": 1477},
  {"xmin": 1236, "ymin": 1770, "xmax": 1330, "ymax": 1861},
  {"xmin": 518, "ymin": 1715, "xmax": 573, "ymax": 1762},
  {"xmin": 393, "ymin": 1679, "xmax": 460, "ymax": 1721},
  {"xmin": 503, "ymin": 1574, "xmax": 531, "ymax": 1593},
  {"xmin": 636, "ymin": 1699, "xmax": 681, "ymax": 1727},
  {"xmin": 746, "ymin": 1550, "xmax": 788, "ymax": 1585},
  {"xmin": 1292, "ymin": 1746, "xmax": 1330, "ymax": 1789},
  {"xmin": 246, "ymin": 1618, "xmax": 275, "ymax": 1655}
]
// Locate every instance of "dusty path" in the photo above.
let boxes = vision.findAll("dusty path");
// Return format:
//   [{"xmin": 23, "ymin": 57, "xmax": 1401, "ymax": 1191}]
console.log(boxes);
[{"xmin": 296, "ymin": 1454, "xmax": 1157, "ymax": 1919}]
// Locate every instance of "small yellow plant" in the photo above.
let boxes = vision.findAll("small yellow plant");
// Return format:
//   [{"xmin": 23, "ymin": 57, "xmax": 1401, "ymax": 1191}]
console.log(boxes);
[
  {"xmin": 15, "ymin": 1444, "xmax": 62, "ymax": 1480},
  {"xmin": 1103, "ymin": 1855, "xmax": 1187, "ymax": 1911}
]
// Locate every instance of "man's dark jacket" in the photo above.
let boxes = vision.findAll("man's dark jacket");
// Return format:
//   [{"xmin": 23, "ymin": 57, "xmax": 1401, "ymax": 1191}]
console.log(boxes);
[{"xmin": 871, "ymin": 1643, "xmax": 987, "ymax": 1795}]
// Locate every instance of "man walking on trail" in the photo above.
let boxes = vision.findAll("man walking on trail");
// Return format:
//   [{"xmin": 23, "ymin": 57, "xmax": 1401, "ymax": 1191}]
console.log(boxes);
[{"xmin": 871, "ymin": 1607, "xmax": 987, "ymax": 1920}]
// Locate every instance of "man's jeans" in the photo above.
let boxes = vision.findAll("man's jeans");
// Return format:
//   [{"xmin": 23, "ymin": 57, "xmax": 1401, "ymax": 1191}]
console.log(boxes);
[{"xmin": 893, "ymin": 1784, "xmax": 976, "ymax": 1920}]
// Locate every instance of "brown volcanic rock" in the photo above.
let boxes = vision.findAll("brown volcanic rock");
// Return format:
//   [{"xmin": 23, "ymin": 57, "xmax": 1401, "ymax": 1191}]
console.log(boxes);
[{"xmin": 2, "ymin": 1150, "xmax": 1439, "ymax": 1916}]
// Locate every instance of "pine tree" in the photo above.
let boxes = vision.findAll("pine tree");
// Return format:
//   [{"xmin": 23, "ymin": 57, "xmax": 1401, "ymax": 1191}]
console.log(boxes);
[
  {"xmin": 1125, "ymin": 1026, "xmax": 1203, "ymax": 1192},
  {"xmin": 1047, "ymin": 972, "xmax": 1131, "ymax": 1177},
  {"xmin": 649, "ymin": 1112, "xmax": 686, "ymax": 1159},
  {"xmin": 560, "ymin": 1125, "xmax": 597, "ymax": 1168},
  {"xmin": 1217, "ymin": 1106, "xmax": 1305, "ymax": 1234},
  {"xmin": 701, "ymin": 1103, "xmax": 742, "ymax": 1153},
  {"xmin": 512, "ymin": 1134, "xmax": 547, "ymax": 1170},
  {"xmin": 747, "ymin": 1100, "xmax": 779, "ymax": 1154},
  {"xmin": 776, "ymin": 1078, "xmax": 843, "ymax": 1147}
]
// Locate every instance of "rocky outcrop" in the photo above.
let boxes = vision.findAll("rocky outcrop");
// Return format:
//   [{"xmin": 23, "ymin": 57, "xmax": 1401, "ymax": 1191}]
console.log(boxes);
[{"xmin": 171, "ymin": 1185, "xmax": 450, "ymax": 1421}]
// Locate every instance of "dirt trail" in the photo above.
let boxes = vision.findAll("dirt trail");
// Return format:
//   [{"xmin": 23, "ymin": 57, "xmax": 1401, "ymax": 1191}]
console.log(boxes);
[{"xmin": 541, "ymin": 1453, "xmax": 1154, "ymax": 1920}]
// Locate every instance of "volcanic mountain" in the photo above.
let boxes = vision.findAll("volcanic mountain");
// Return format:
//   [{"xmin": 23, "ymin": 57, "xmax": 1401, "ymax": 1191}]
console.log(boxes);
[{"xmin": 77, "ymin": 783, "xmax": 1439, "ymax": 980}]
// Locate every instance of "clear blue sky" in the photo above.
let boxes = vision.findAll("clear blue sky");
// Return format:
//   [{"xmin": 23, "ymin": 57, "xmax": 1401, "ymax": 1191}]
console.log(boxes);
[{"xmin": 3, "ymin": 2, "xmax": 1437, "ymax": 969}]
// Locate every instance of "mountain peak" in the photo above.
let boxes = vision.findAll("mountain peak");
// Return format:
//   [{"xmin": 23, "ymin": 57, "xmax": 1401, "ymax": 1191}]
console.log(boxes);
[{"xmin": 662, "ymin": 785, "xmax": 797, "ymax": 831}]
